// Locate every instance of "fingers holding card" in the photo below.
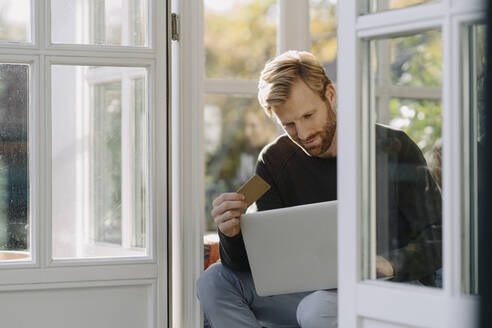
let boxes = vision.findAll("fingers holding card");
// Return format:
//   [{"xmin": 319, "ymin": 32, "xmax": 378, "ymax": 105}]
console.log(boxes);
[{"xmin": 236, "ymin": 175, "xmax": 271, "ymax": 207}]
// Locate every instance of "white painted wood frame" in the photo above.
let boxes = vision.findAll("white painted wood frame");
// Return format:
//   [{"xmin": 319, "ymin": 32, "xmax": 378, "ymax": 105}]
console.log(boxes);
[
  {"xmin": 337, "ymin": 0, "xmax": 483, "ymax": 327},
  {"xmin": 172, "ymin": 1, "xmax": 311, "ymax": 327},
  {"xmin": 170, "ymin": 0, "xmax": 204, "ymax": 327},
  {"xmin": 0, "ymin": 0, "xmax": 168, "ymax": 327}
]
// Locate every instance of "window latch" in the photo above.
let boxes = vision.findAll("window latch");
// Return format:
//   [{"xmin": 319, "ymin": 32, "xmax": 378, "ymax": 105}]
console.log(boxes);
[{"xmin": 171, "ymin": 13, "xmax": 180, "ymax": 41}]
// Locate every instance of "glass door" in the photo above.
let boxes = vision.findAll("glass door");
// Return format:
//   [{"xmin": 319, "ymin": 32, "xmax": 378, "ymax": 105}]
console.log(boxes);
[
  {"xmin": 337, "ymin": 0, "xmax": 483, "ymax": 326},
  {"xmin": 0, "ymin": 1, "xmax": 168, "ymax": 327}
]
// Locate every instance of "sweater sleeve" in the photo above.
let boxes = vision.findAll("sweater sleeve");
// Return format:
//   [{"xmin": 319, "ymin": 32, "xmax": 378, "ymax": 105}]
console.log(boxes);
[
  {"xmin": 218, "ymin": 229, "xmax": 250, "ymax": 271},
  {"xmin": 218, "ymin": 153, "xmax": 284, "ymax": 271},
  {"xmin": 383, "ymin": 132, "xmax": 442, "ymax": 284}
]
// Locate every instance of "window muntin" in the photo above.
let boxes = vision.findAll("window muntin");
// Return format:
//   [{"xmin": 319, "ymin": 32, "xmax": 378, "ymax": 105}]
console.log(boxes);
[
  {"xmin": 204, "ymin": 94, "xmax": 277, "ymax": 232},
  {"xmin": 309, "ymin": 0, "xmax": 337, "ymax": 82},
  {"xmin": 365, "ymin": 0, "xmax": 436, "ymax": 14},
  {"xmin": 0, "ymin": 63, "xmax": 30, "ymax": 262},
  {"xmin": 51, "ymin": 0, "xmax": 148, "ymax": 47},
  {"xmin": 51, "ymin": 65, "xmax": 149, "ymax": 259},
  {"xmin": 204, "ymin": 0, "xmax": 277, "ymax": 79},
  {"xmin": 363, "ymin": 30, "xmax": 443, "ymax": 287},
  {"xmin": 465, "ymin": 23, "xmax": 485, "ymax": 295},
  {"xmin": 0, "ymin": 0, "xmax": 31, "ymax": 43}
]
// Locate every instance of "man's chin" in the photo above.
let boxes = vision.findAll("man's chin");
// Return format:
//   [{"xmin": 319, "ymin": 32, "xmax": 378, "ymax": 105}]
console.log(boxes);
[{"xmin": 301, "ymin": 146, "xmax": 322, "ymax": 157}]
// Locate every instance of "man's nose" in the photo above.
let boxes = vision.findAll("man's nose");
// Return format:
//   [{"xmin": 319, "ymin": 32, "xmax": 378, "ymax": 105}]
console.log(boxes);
[{"xmin": 296, "ymin": 123, "xmax": 312, "ymax": 141}]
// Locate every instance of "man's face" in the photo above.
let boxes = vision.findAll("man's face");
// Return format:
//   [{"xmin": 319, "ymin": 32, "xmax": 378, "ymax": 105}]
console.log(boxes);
[{"xmin": 272, "ymin": 79, "xmax": 337, "ymax": 158}]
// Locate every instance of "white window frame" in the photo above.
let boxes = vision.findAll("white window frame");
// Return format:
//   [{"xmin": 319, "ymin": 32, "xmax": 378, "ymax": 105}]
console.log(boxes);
[
  {"xmin": 172, "ymin": 1, "xmax": 311, "ymax": 327},
  {"xmin": 82, "ymin": 66, "xmax": 148, "ymax": 253},
  {"xmin": 338, "ymin": 0, "xmax": 483, "ymax": 327},
  {"xmin": 0, "ymin": 0, "xmax": 168, "ymax": 327},
  {"xmin": 47, "ymin": 56, "xmax": 154, "ymax": 264}
]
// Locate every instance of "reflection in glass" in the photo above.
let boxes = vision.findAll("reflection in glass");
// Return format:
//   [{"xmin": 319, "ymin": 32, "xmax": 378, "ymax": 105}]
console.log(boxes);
[
  {"xmin": 51, "ymin": 65, "xmax": 148, "ymax": 259},
  {"xmin": 310, "ymin": 0, "xmax": 337, "ymax": 82},
  {"xmin": 366, "ymin": 0, "xmax": 435, "ymax": 13},
  {"xmin": 204, "ymin": 95, "xmax": 278, "ymax": 231},
  {"xmin": 51, "ymin": 0, "xmax": 148, "ymax": 47},
  {"xmin": 364, "ymin": 31, "xmax": 443, "ymax": 287},
  {"xmin": 204, "ymin": 0, "xmax": 277, "ymax": 79},
  {"xmin": 466, "ymin": 23, "xmax": 486, "ymax": 295},
  {"xmin": 0, "ymin": 64, "xmax": 30, "ymax": 262}
]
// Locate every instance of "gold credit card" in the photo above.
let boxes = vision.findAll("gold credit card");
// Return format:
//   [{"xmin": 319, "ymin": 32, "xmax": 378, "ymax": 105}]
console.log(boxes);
[{"xmin": 236, "ymin": 175, "xmax": 271, "ymax": 207}]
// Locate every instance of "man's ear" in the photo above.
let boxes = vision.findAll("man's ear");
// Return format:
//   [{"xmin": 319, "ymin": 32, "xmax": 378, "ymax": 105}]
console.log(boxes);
[{"xmin": 324, "ymin": 84, "xmax": 336, "ymax": 107}]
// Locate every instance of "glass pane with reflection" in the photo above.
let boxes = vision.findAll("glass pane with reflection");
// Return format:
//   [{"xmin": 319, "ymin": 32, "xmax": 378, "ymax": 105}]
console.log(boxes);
[
  {"xmin": 0, "ymin": 63, "xmax": 30, "ymax": 262},
  {"xmin": 204, "ymin": 0, "xmax": 277, "ymax": 79},
  {"xmin": 51, "ymin": 65, "xmax": 148, "ymax": 259},
  {"xmin": 0, "ymin": 0, "xmax": 31, "ymax": 43},
  {"xmin": 365, "ymin": 0, "xmax": 435, "ymax": 14},
  {"xmin": 364, "ymin": 30, "xmax": 443, "ymax": 287},
  {"xmin": 204, "ymin": 94, "xmax": 278, "ymax": 232},
  {"xmin": 310, "ymin": 0, "xmax": 337, "ymax": 82},
  {"xmin": 51, "ymin": 0, "xmax": 148, "ymax": 47},
  {"xmin": 466, "ymin": 23, "xmax": 486, "ymax": 295}
]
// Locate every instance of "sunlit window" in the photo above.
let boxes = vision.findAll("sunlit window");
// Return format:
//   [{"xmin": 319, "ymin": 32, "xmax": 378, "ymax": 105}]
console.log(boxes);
[
  {"xmin": 0, "ymin": 0, "xmax": 31, "ymax": 43},
  {"xmin": 204, "ymin": 0, "xmax": 277, "ymax": 79},
  {"xmin": 51, "ymin": 0, "xmax": 148, "ymax": 47},
  {"xmin": 51, "ymin": 65, "xmax": 149, "ymax": 259}
]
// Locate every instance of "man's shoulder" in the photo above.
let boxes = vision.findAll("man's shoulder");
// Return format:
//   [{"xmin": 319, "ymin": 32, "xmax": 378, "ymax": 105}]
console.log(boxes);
[
  {"xmin": 257, "ymin": 134, "xmax": 300, "ymax": 167},
  {"xmin": 375, "ymin": 123, "xmax": 415, "ymax": 153},
  {"xmin": 376, "ymin": 123, "xmax": 407, "ymax": 138},
  {"xmin": 375, "ymin": 123, "xmax": 425, "ymax": 163}
]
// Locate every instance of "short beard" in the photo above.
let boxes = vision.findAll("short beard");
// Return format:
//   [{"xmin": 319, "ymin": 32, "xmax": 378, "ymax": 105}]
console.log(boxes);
[{"xmin": 298, "ymin": 101, "xmax": 337, "ymax": 157}]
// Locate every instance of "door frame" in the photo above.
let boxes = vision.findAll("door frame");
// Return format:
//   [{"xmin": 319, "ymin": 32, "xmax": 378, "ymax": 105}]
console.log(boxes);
[{"xmin": 337, "ymin": 0, "xmax": 482, "ymax": 327}]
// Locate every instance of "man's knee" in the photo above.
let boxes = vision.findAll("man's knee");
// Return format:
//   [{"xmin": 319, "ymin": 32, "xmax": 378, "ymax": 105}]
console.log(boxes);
[
  {"xmin": 197, "ymin": 263, "xmax": 224, "ymax": 306},
  {"xmin": 296, "ymin": 290, "xmax": 338, "ymax": 328}
]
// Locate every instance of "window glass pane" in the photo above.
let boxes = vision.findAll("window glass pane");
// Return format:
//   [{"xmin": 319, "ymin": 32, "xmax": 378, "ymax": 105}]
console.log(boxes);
[
  {"xmin": 467, "ymin": 23, "xmax": 486, "ymax": 295},
  {"xmin": 204, "ymin": 0, "xmax": 277, "ymax": 79},
  {"xmin": 364, "ymin": 30, "xmax": 442, "ymax": 287},
  {"xmin": 204, "ymin": 95, "xmax": 278, "ymax": 232},
  {"xmin": 0, "ymin": 63, "xmax": 30, "ymax": 262},
  {"xmin": 389, "ymin": 32, "xmax": 442, "ymax": 87},
  {"xmin": 310, "ymin": 0, "xmax": 337, "ymax": 82},
  {"xmin": 365, "ymin": 0, "xmax": 435, "ymax": 14},
  {"xmin": 51, "ymin": 0, "xmax": 148, "ymax": 47},
  {"xmin": 0, "ymin": 0, "xmax": 31, "ymax": 43},
  {"xmin": 51, "ymin": 65, "xmax": 148, "ymax": 259}
]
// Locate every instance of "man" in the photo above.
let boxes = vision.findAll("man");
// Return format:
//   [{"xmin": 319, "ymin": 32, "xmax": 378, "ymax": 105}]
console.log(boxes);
[{"xmin": 197, "ymin": 51, "xmax": 442, "ymax": 328}]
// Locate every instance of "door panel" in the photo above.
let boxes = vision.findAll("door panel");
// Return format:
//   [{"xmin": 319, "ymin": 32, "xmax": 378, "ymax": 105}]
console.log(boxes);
[{"xmin": 1, "ymin": 282, "xmax": 153, "ymax": 328}]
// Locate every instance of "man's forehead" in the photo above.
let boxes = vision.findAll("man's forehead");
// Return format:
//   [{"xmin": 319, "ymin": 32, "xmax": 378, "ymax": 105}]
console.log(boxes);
[{"xmin": 272, "ymin": 96, "xmax": 320, "ymax": 123}]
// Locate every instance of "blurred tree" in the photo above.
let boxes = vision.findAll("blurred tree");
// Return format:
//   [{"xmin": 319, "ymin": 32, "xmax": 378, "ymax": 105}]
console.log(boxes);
[
  {"xmin": 386, "ymin": 30, "xmax": 442, "ymax": 158},
  {"xmin": 204, "ymin": 0, "xmax": 277, "ymax": 79}
]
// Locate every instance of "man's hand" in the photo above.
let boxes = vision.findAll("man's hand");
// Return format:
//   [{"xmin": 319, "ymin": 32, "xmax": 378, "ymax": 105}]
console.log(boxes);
[
  {"xmin": 376, "ymin": 255, "xmax": 394, "ymax": 278},
  {"xmin": 211, "ymin": 193, "xmax": 248, "ymax": 238}
]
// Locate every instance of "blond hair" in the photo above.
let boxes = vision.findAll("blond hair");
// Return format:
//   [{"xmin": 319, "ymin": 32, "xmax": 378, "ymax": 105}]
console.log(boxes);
[{"xmin": 258, "ymin": 51, "xmax": 332, "ymax": 117}]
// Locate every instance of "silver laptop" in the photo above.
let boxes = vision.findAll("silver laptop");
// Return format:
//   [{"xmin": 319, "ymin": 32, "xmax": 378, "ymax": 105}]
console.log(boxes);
[{"xmin": 240, "ymin": 201, "xmax": 337, "ymax": 297}]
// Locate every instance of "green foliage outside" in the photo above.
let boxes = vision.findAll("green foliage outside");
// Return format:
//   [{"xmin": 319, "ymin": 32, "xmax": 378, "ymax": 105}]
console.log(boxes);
[
  {"xmin": 386, "ymin": 30, "xmax": 443, "ymax": 158},
  {"xmin": 204, "ymin": 0, "xmax": 277, "ymax": 80},
  {"xmin": 389, "ymin": 98, "xmax": 442, "ymax": 157},
  {"xmin": 391, "ymin": 31, "xmax": 442, "ymax": 87}
]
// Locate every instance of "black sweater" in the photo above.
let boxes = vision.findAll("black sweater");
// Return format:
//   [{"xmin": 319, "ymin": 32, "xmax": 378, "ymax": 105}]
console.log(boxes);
[{"xmin": 218, "ymin": 124, "xmax": 442, "ymax": 285}]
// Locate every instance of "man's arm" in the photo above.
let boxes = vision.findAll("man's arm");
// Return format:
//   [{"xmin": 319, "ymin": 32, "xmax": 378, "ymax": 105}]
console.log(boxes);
[{"xmin": 218, "ymin": 158, "xmax": 284, "ymax": 271}]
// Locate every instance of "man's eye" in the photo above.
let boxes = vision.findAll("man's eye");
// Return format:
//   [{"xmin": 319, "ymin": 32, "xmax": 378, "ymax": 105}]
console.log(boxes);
[{"xmin": 304, "ymin": 114, "xmax": 312, "ymax": 119}]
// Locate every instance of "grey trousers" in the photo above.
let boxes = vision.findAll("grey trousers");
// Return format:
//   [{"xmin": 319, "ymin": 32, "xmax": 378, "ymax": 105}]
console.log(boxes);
[{"xmin": 197, "ymin": 263, "xmax": 337, "ymax": 328}]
